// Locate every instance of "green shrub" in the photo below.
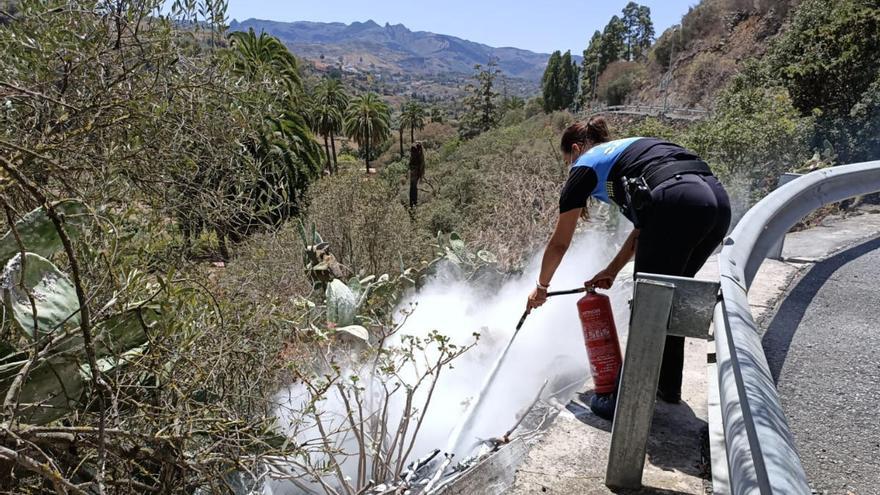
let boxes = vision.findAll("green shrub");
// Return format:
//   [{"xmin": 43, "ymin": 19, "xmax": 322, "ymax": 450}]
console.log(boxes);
[
  {"xmin": 306, "ymin": 172, "xmax": 431, "ymax": 275},
  {"xmin": 682, "ymin": 80, "xmax": 814, "ymax": 198},
  {"xmin": 413, "ymin": 114, "xmax": 567, "ymax": 268},
  {"xmin": 418, "ymin": 122, "xmax": 457, "ymax": 150},
  {"xmin": 223, "ymin": 224, "xmax": 316, "ymax": 302},
  {"xmin": 682, "ymin": 52, "xmax": 737, "ymax": 106},
  {"xmin": 524, "ymin": 96, "xmax": 544, "ymax": 119},
  {"xmin": 597, "ymin": 61, "xmax": 646, "ymax": 105},
  {"xmin": 499, "ymin": 107, "xmax": 526, "ymax": 127},
  {"xmin": 550, "ymin": 110, "xmax": 576, "ymax": 133},
  {"xmin": 417, "ymin": 198, "xmax": 463, "ymax": 235},
  {"xmin": 766, "ymin": 0, "xmax": 880, "ymax": 162},
  {"xmin": 379, "ymin": 158, "xmax": 409, "ymax": 193},
  {"xmin": 649, "ymin": 28, "xmax": 679, "ymax": 71},
  {"xmin": 438, "ymin": 137, "xmax": 462, "ymax": 161}
]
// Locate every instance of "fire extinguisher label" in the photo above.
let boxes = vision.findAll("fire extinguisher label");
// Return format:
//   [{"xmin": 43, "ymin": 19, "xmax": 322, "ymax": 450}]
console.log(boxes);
[{"xmin": 578, "ymin": 297, "xmax": 622, "ymax": 395}]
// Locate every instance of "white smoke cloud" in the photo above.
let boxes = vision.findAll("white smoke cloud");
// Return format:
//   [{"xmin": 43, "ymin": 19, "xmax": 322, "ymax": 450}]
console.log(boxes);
[
  {"xmin": 391, "ymin": 224, "xmax": 633, "ymax": 461},
  {"xmin": 267, "ymin": 219, "xmax": 635, "ymax": 494}
]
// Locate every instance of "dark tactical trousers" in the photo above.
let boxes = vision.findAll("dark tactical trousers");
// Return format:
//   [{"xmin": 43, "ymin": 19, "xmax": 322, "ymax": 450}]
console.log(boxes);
[{"xmin": 633, "ymin": 173, "xmax": 732, "ymax": 398}]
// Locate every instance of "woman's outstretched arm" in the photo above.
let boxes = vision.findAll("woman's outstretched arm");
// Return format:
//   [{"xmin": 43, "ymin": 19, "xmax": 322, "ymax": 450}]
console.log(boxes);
[
  {"xmin": 527, "ymin": 208, "xmax": 581, "ymax": 310},
  {"xmin": 586, "ymin": 228, "xmax": 639, "ymax": 289}
]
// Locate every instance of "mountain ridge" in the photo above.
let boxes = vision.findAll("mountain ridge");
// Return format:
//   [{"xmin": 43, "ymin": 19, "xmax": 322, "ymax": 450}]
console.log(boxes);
[{"xmin": 228, "ymin": 18, "xmax": 566, "ymax": 82}]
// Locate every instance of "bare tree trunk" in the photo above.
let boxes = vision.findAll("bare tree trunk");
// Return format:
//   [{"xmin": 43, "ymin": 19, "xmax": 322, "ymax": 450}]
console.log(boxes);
[
  {"xmin": 365, "ymin": 140, "xmax": 370, "ymax": 174},
  {"xmin": 399, "ymin": 126, "xmax": 404, "ymax": 158},
  {"xmin": 410, "ymin": 126, "xmax": 414, "ymax": 145},
  {"xmin": 408, "ymin": 142, "xmax": 425, "ymax": 207},
  {"xmin": 330, "ymin": 133, "xmax": 338, "ymax": 173},
  {"xmin": 323, "ymin": 133, "xmax": 331, "ymax": 174}
]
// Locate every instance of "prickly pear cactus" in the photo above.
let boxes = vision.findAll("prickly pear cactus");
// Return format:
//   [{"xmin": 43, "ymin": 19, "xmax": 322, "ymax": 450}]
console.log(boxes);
[
  {"xmin": 91, "ymin": 306, "xmax": 158, "ymax": 357},
  {"xmin": 0, "ymin": 352, "xmax": 85, "ymax": 425},
  {"xmin": 477, "ymin": 250, "xmax": 498, "ymax": 263},
  {"xmin": 1, "ymin": 253, "xmax": 79, "ymax": 340},
  {"xmin": 335, "ymin": 325, "xmax": 369, "ymax": 343},
  {"xmin": 0, "ymin": 200, "xmax": 89, "ymax": 264},
  {"xmin": 0, "ymin": 305, "xmax": 157, "ymax": 425},
  {"xmin": 444, "ymin": 232, "xmax": 468, "ymax": 264},
  {"xmin": 53, "ymin": 305, "xmax": 158, "ymax": 358},
  {"xmin": 326, "ymin": 279, "xmax": 357, "ymax": 326}
]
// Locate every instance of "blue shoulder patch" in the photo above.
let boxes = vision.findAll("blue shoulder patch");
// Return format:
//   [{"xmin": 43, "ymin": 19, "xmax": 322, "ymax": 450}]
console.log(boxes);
[{"xmin": 572, "ymin": 137, "xmax": 641, "ymax": 203}]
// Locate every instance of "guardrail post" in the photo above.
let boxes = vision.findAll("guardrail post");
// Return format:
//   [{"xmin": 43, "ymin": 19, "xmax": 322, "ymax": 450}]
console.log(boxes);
[
  {"xmin": 606, "ymin": 274, "xmax": 719, "ymax": 489},
  {"xmin": 767, "ymin": 173, "xmax": 803, "ymax": 260},
  {"xmin": 606, "ymin": 279, "xmax": 674, "ymax": 489}
]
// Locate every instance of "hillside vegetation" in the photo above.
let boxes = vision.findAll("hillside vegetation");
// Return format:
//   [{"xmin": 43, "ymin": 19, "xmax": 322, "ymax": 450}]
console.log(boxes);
[{"xmin": 537, "ymin": 0, "xmax": 878, "ymax": 174}]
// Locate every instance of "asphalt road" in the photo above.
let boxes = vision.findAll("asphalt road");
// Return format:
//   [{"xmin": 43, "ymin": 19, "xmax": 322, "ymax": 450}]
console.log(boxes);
[{"xmin": 762, "ymin": 236, "xmax": 880, "ymax": 495}]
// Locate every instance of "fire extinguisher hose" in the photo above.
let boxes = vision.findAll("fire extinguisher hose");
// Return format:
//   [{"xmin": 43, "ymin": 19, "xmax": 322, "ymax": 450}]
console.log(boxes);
[
  {"xmin": 446, "ymin": 284, "xmax": 592, "ymax": 460},
  {"xmin": 516, "ymin": 286, "xmax": 590, "ymax": 330}
]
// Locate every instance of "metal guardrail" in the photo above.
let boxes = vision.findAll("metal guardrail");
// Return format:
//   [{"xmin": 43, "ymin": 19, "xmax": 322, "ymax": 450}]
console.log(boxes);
[
  {"xmin": 713, "ymin": 161, "xmax": 880, "ymax": 494},
  {"xmin": 584, "ymin": 104, "xmax": 711, "ymax": 120}
]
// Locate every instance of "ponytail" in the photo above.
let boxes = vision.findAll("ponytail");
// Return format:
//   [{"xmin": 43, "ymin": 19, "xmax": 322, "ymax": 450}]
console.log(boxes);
[{"xmin": 560, "ymin": 116, "xmax": 611, "ymax": 153}]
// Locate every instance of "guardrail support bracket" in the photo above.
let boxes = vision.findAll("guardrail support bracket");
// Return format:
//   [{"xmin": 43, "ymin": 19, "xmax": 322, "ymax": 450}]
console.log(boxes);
[{"xmin": 606, "ymin": 274, "xmax": 719, "ymax": 489}]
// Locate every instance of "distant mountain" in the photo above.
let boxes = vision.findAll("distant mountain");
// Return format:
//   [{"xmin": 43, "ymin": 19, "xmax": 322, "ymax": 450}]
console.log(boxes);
[{"xmin": 228, "ymin": 18, "xmax": 561, "ymax": 82}]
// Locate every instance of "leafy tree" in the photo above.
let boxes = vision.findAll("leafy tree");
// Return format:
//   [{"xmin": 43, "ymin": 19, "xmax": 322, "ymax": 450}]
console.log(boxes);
[
  {"xmin": 308, "ymin": 95, "xmax": 342, "ymax": 174},
  {"xmin": 650, "ymin": 24, "xmax": 682, "ymax": 70},
  {"xmin": 622, "ymin": 2, "xmax": 641, "ymax": 61},
  {"xmin": 542, "ymin": 51, "xmax": 578, "ymax": 112},
  {"xmin": 248, "ymin": 110, "xmax": 323, "ymax": 232},
  {"xmin": 620, "ymin": 2, "xmax": 654, "ymax": 61},
  {"xmin": 766, "ymin": 0, "xmax": 880, "ymax": 162},
  {"xmin": 684, "ymin": 76, "xmax": 815, "ymax": 196},
  {"xmin": 430, "ymin": 106, "xmax": 444, "ymax": 123},
  {"xmin": 596, "ymin": 61, "xmax": 645, "ymax": 105},
  {"xmin": 542, "ymin": 51, "xmax": 563, "ymax": 112},
  {"xmin": 636, "ymin": 5, "xmax": 655, "ymax": 60},
  {"xmin": 400, "ymin": 100, "xmax": 426, "ymax": 144},
  {"xmin": 502, "ymin": 94, "xmax": 526, "ymax": 112},
  {"xmin": 0, "ymin": 1, "xmax": 322, "ymax": 490},
  {"xmin": 311, "ymin": 78, "xmax": 349, "ymax": 172},
  {"xmin": 228, "ymin": 28, "xmax": 323, "ymax": 237},
  {"xmin": 580, "ymin": 31, "xmax": 604, "ymax": 107},
  {"xmin": 560, "ymin": 50, "xmax": 580, "ymax": 110},
  {"xmin": 459, "ymin": 62, "xmax": 501, "ymax": 139},
  {"xmin": 395, "ymin": 113, "xmax": 405, "ymax": 158},
  {"xmin": 344, "ymin": 92, "xmax": 391, "ymax": 173},
  {"xmin": 600, "ymin": 15, "xmax": 627, "ymax": 72}
]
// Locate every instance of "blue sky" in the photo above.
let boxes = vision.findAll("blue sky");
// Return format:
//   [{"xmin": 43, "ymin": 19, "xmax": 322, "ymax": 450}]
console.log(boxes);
[{"xmin": 224, "ymin": 1, "xmax": 698, "ymax": 54}]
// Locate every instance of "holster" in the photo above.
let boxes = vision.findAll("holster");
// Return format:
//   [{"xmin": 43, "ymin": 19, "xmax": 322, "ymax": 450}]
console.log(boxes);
[{"xmin": 621, "ymin": 175, "xmax": 653, "ymax": 226}]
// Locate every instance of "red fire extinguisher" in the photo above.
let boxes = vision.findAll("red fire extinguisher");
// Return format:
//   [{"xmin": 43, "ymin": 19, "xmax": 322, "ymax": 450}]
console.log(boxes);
[{"xmin": 577, "ymin": 287, "xmax": 622, "ymax": 395}]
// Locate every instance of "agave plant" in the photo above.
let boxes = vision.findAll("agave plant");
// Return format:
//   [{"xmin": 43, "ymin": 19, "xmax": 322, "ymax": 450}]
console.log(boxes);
[{"xmin": 0, "ymin": 200, "xmax": 158, "ymax": 424}]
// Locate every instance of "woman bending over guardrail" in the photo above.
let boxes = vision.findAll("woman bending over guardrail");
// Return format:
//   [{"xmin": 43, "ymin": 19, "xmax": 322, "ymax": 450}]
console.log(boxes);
[{"xmin": 526, "ymin": 116, "xmax": 732, "ymax": 420}]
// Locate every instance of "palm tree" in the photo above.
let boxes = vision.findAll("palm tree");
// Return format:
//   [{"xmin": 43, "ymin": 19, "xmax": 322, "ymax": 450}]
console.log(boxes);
[
  {"xmin": 256, "ymin": 110, "xmax": 323, "ymax": 220},
  {"xmin": 229, "ymin": 109, "xmax": 322, "ymax": 245},
  {"xmin": 224, "ymin": 29, "xmax": 322, "ymax": 241},
  {"xmin": 344, "ymin": 93, "xmax": 391, "ymax": 173},
  {"xmin": 228, "ymin": 28, "xmax": 302, "ymax": 99},
  {"xmin": 394, "ymin": 113, "xmax": 405, "ymax": 158},
  {"xmin": 308, "ymin": 100, "xmax": 340, "ymax": 174},
  {"xmin": 312, "ymin": 79, "xmax": 349, "ymax": 171},
  {"xmin": 400, "ymin": 100, "xmax": 426, "ymax": 144}
]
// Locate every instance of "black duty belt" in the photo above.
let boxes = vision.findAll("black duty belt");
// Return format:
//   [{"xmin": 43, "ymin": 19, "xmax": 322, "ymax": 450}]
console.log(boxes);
[{"xmin": 641, "ymin": 160, "xmax": 713, "ymax": 190}]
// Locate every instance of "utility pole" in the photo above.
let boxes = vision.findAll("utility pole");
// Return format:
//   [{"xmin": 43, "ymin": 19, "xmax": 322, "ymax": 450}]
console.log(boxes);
[
  {"xmin": 591, "ymin": 63, "xmax": 598, "ymax": 107},
  {"xmin": 662, "ymin": 26, "xmax": 679, "ymax": 117}
]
